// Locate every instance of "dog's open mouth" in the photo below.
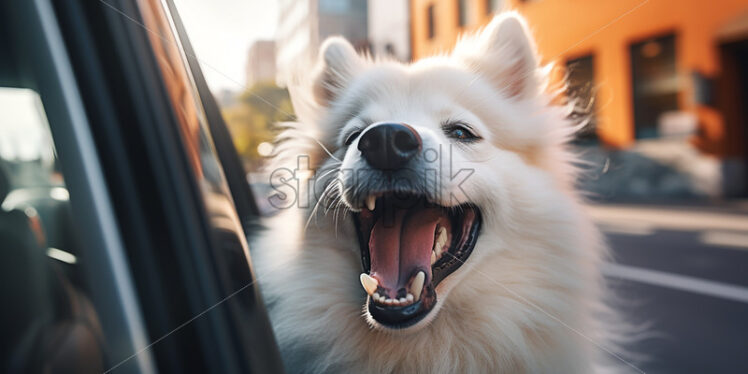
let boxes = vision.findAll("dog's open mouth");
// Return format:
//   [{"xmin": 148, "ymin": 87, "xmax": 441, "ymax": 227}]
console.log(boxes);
[{"xmin": 353, "ymin": 193, "xmax": 481, "ymax": 328}]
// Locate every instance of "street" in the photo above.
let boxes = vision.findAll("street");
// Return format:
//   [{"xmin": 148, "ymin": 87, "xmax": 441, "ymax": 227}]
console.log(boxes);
[{"xmin": 590, "ymin": 203, "xmax": 748, "ymax": 373}]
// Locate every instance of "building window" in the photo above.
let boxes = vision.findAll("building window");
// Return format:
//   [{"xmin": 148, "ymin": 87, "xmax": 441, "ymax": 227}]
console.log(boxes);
[
  {"xmin": 566, "ymin": 55, "xmax": 598, "ymax": 142},
  {"xmin": 427, "ymin": 4, "xmax": 436, "ymax": 39},
  {"xmin": 630, "ymin": 34, "xmax": 679, "ymax": 139},
  {"xmin": 319, "ymin": 0, "xmax": 349, "ymax": 13},
  {"xmin": 458, "ymin": 0, "xmax": 468, "ymax": 27}
]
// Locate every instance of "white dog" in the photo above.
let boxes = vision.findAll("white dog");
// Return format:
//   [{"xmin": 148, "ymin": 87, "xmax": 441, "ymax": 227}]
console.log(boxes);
[{"xmin": 253, "ymin": 12, "xmax": 622, "ymax": 373}]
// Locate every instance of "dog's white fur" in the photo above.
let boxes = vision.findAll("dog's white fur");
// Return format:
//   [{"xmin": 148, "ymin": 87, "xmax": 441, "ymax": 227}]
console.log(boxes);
[{"xmin": 252, "ymin": 12, "xmax": 623, "ymax": 373}]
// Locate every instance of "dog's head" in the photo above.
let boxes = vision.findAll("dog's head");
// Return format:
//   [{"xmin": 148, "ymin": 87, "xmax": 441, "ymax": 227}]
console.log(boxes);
[{"xmin": 288, "ymin": 13, "xmax": 577, "ymax": 331}]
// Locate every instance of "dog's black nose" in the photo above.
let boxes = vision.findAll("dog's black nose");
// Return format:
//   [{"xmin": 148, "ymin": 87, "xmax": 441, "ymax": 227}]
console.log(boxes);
[{"xmin": 358, "ymin": 123, "xmax": 421, "ymax": 170}]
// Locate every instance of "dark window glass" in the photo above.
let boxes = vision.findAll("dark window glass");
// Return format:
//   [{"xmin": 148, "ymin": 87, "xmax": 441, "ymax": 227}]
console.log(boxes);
[
  {"xmin": 140, "ymin": 0, "xmax": 255, "ymax": 294},
  {"xmin": 630, "ymin": 34, "xmax": 679, "ymax": 139},
  {"xmin": 138, "ymin": 3, "xmax": 283, "ymax": 370},
  {"xmin": 427, "ymin": 5, "xmax": 436, "ymax": 39},
  {"xmin": 458, "ymin": 0, "xmax": 468, "ymax": 27},
  {"xmin": 566, "ymin": 55, "xmax": 598, "ymax": 142}
]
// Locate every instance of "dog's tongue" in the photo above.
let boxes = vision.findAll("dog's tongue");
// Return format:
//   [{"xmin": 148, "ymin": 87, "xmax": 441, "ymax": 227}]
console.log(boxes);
[{"xmin": 368, "ymin": 207, "xmax": 444, "ymax": 291}]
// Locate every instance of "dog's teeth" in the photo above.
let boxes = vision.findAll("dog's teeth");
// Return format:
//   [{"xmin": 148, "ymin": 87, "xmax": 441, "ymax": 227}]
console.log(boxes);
[
  {"xmin": 366, "ymin": 195, "xmax": 376, "ymax": 211},
  {"xmin": 411, "ymin": 271, "xmax": 425, "ymax": 301},
  {"xmin": 431, "ymin": 251, "xmax": 436, "ymax": 265},
  {"xmin": 406, "ymin": 293, "xmax": 414, "ymax": 302},
  {"xmin": 399, "ymin": 297, "xmax": 406, "ymax": 303},
  {"xmin": 385, "ymin": 298, "xmax": 394, "ymax": 305},
  {"xmin": 373, "ymin": 292, "xmax": 381, "ymax": 302},
  {"xmin": 360, "ymin": 273, "xmax": 378, "ymax": 295},
  {"xmin": 434, "ymin": 226, "xmax": 448, "ymax": 256}
]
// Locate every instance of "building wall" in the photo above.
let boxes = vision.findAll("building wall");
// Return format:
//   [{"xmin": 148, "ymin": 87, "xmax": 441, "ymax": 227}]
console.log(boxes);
[
  {"xmin": 411, "ymin": 0, "xmax": 748, "ymax": 156},
  {"xmin": 411, "ymin": 0, "xmax": 501, "ymax": 59},
  {"xmin": 276, "ymin": 0, "xmax": 315, "ymax": 85},
  {"xmin": 319, "ymin": 0, "xmax": 368, "ymax": 48},
  {"xmin": 276, "ymin": 0, "xmax": 369, "ymax": 84},
  {"xmin": 368, "ymin": 0, "xmax": 411, "ymax": 61},
  {"xmin": 245, "ymin": 40, "xmax": 276, "ymax": 86}
]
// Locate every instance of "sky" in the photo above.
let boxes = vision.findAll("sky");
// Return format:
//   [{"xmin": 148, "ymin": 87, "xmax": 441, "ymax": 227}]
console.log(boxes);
[{"xmin": 172, "ymin": 0, "xmax": 279, "ymax": 92}]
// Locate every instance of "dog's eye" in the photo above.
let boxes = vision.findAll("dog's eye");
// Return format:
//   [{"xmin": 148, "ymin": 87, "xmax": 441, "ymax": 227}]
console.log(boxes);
[
  {"xmin": 344, "ymin": 129, "xmax": 363, "ymax": 146},
  {"xmin": 444, "ymin": 123, "xmax": 480, "ymax": 142}
]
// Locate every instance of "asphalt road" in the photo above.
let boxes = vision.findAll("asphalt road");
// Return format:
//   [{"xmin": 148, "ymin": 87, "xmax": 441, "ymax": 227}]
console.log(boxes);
[{"xmin": 589, "ymin": 203, "xmax": 748, "ymax": 374}]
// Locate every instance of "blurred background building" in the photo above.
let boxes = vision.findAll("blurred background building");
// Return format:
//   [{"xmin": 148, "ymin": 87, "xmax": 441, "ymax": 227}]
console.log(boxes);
[
  {"xmin": 275, "ymin": 0, "xmax": 369, "ymax": 84},
  {"xmin": 412, "ymin": 0, "xmax": 748, "ymax": 199},
  {"xmin": 245, "ymin": 40, "xmax": 276, "ymax": 87},
  {"xmin": 201, "ymin": 0, "xmax": 748, "ymax": 200},
  {"xmin": 367, "ymin": 0, "xmax": 411, "ymax": 61},
  {"xmin": 235, "ymin": 0, "xmax": 413, "ymax": 174}
]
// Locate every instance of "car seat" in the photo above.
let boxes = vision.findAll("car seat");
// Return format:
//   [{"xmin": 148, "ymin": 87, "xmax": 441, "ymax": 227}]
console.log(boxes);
[{"xmin": 0, "ymin": 162, "xmax": 107, "ymax": 373}]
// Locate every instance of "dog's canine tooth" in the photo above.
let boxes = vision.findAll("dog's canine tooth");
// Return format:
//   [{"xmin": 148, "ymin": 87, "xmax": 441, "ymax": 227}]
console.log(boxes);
[
  {"xmin": 360, "ymin": 273, "xmax": 378, "ymax": 295},
  {"xmin": 366, "ymin": 195, "xmax": 376, "ymax": 211},
  {"xmin": 411, "ymin": 271, "xmax": 425, "ymax": 301},
  {"xmin": 434, "ymin": 226, "xmax": 448, "ymax": 256}
]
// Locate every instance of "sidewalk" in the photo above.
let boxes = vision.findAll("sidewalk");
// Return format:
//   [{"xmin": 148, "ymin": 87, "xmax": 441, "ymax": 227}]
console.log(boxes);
[
  {"xmin": 587, "ymin": 201, "xmax": 748, "ymax": 227},
  {"xmin": 587, "ymin": 201, "xmax": 748, "ymax": 249}
]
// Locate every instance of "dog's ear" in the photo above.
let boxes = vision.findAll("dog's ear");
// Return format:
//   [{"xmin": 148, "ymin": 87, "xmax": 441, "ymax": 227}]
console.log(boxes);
[
  {"xmin": 312, "ymin": 37, "xmax": 363, "ymax": 106},
  {"xmin": 454, "ymin": 12, "xmax": 540, "ymax": 100}
]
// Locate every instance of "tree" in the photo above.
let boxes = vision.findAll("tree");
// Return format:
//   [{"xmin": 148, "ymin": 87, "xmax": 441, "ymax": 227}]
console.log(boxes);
[{"xmin": 221, "ymin": 82, "xmax": 295, "ymax": 171}]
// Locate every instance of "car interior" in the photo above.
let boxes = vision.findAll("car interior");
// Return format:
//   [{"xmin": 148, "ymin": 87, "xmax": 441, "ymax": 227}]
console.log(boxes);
[{"xmin": 0, "ymin": 91, "xmax": 107, "ymax": 374}]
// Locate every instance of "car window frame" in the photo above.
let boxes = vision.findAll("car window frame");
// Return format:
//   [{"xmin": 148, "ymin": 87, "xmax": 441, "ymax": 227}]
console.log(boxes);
[
  {"xmin": 0, "ymin": 1, "xmax": 157, "ymax": 373},
  {"xmin": 164, "ymin": 0, "xmax": 261, "ymax": 227}
]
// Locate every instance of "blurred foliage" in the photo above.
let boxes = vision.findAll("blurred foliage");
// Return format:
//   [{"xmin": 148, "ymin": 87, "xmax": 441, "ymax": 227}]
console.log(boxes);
[{"xmin": 221, "ymin": 82, "xmax": 295, "ymax": 171}]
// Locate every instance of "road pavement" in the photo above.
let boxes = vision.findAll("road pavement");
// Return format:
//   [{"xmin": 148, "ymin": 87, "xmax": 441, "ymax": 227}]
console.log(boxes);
[{"xmin": 589, "ymin": 203, "xmax": 748, "ymax": 373}]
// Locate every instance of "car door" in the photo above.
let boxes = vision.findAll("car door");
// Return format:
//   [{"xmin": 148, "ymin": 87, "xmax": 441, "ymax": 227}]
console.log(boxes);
[{"xmin": 0, "ymin": 0, "xmax": 284, "ymax": 373}]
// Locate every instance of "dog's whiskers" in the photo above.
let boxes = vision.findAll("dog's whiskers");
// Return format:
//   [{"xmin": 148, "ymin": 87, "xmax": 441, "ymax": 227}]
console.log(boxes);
[
  {"xmin": 328, "ymin": 182, "xmax": 356, "ymax": 238},
  {"xmin": 305, "ymin": 170, "xmax": 341, "ymax": 232},
  {"xmin": 323, "ymin": 182, "xmax": 343, "ymax": 215},
  {"xmin": 313, "ymin": 139, "xmax": 342, "ymax": 163},
  {"xmin": 328, "ymin": 185, "xmax": 346, "ymax": 238},
  {"xmin": 315, "ymin": 166, "xmax": 342, "ymax": 183}
]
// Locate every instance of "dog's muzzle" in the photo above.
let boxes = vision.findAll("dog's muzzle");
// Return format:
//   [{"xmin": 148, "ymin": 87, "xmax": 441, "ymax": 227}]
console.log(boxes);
[{"xmin": 347, "ymin": 122, "xmax": 483, "ymax": 329}]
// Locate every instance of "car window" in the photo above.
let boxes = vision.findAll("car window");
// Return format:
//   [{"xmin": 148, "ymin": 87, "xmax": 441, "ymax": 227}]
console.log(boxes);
[
  {"xmin": 139, "ymin": 0, "xmax": 253, "ymax": 275},
  {"xmin": 136, "ymin": 1, "xmax": 284, "ymax": 371},
  {"xmin": 0, "ymin": 87, "xmax": 107, "ymax": 373}
]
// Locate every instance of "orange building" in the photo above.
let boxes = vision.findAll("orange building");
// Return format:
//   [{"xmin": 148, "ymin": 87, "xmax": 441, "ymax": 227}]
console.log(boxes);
[{"xmin": 411, "ymin": 0, "xmax": 748, "ymax": 193}]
